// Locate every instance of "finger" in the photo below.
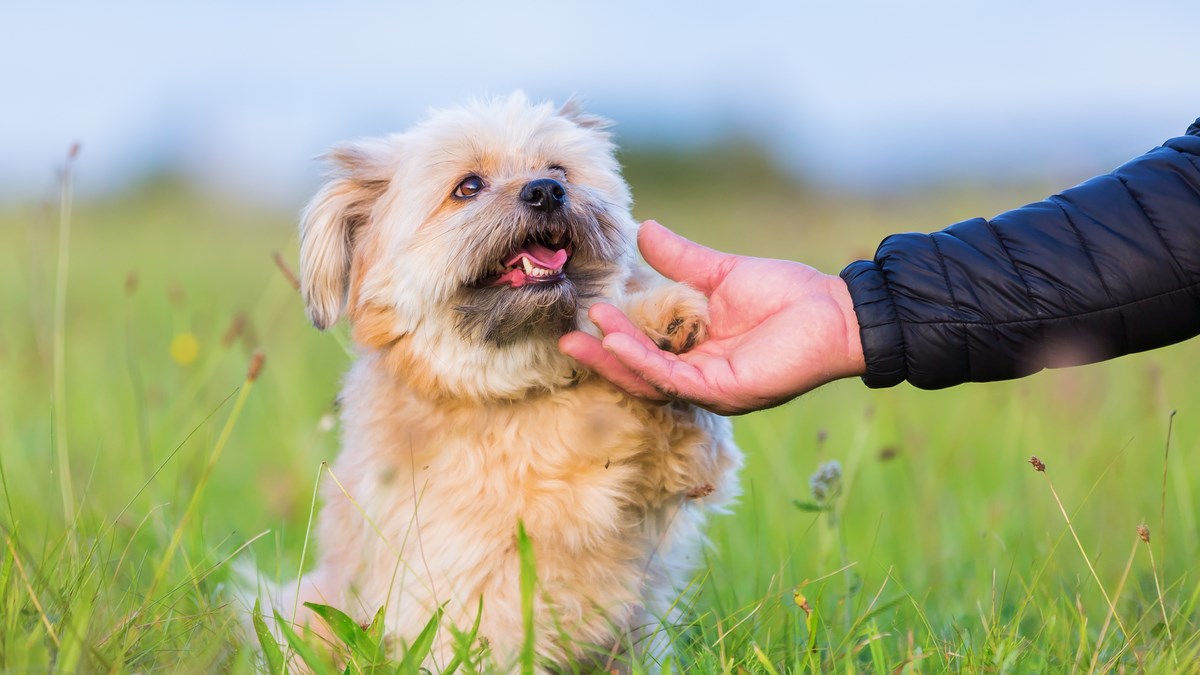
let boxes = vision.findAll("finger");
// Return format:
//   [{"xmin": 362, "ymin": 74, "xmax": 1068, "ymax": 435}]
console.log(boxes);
[
  {"xmin": 558, "ymin": 332, "xmax": 667, "ymax": 400},
  {"xmin": 602, "ymin": 332, "xmax": 711, "ymax": 402},
  {"xmin": 637, "ymin": 220, "xmax": 730, "ymax": 294},
  {"xmin": 588, "ymin": 303, "xmax": 659, "ymax": 350}
]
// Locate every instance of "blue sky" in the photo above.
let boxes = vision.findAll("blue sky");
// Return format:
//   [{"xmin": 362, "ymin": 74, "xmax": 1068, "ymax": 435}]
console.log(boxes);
[{"xmin": 3, "ymin": 0, "xmax": 1198, "ymax": 203}]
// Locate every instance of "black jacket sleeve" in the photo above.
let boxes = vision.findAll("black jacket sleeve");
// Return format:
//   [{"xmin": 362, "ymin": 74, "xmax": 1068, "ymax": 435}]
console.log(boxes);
[{"xmin": 841, "ymin": 118, "xmax": 1200, "ymax": 389}]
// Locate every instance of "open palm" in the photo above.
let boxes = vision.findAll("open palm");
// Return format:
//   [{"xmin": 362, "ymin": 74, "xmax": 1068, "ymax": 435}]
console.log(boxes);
[{"xmin": 559, "ymin": 221, "xmax": 866, "ymax": 415}]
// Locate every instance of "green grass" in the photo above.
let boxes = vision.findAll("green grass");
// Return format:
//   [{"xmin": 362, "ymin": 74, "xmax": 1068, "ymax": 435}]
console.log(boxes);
[{"xmin": 2, "ymin": 149, "xmax": 1199, "ymax": 672}]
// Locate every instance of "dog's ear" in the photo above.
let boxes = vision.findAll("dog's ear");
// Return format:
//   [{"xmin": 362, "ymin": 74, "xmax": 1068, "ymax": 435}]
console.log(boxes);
[
  {"xmin": 558, "ymin": 98, "xmax": 614, "ymax": 133},
  {"xmin": 299, "ymin": 139, "xmax": 397, "ymax": 330}
]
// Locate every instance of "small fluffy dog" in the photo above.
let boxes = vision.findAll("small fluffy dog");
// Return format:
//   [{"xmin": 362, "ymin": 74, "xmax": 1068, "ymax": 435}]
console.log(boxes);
[{"xmin": 266, "ymin": 93, "xmax": 741, "ymax": 670}]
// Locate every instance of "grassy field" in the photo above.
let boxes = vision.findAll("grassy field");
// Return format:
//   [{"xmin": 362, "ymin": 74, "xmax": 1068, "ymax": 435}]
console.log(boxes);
[{"xmin": 2, "ymin": 147, "xmax": 1199, "ymax": 672}]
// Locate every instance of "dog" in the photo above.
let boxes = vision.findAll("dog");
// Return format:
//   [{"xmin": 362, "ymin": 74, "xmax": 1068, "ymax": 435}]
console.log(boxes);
[{"xmin": 257, "ymin": 93, "xmax": 741, "ymax": 671}]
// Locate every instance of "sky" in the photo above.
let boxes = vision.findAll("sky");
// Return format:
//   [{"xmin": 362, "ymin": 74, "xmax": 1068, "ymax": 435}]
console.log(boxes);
[{"xmin": 3, "ymin": 0, "xmax": 1199, "ymax": 204}]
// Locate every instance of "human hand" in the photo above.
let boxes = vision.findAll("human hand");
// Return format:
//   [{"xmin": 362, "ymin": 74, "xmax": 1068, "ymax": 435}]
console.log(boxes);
[{"xmin": 558, "ymin": 221, "xmax": 867, "ymax": 415}]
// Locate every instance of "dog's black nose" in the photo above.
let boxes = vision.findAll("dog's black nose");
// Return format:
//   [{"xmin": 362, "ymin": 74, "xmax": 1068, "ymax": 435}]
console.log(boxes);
[{"xmin": 519, "ymin": 178, "xmax": 567, "ymax": 213}]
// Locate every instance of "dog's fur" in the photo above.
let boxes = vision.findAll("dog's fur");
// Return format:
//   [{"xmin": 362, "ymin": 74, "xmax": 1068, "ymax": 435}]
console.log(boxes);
[{"xmin": 256, "ymin": 93, "xmax": 741, "ymax": 670}]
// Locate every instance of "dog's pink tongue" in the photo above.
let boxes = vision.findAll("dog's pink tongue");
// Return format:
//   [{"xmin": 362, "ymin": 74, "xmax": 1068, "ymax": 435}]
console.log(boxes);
[
  {"xmin": 503, "ymin": 243, "xmax": 568, "ymax": 270},
  {"xmin": 495, "ymin": 268, "xmax": 528, "ymax": 287}
]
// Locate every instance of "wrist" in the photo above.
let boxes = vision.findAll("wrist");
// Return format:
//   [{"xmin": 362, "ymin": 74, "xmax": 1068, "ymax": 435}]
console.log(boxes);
[{"xmin": 827, "ymin": 274, "xmax": 866, "ymax": 378}]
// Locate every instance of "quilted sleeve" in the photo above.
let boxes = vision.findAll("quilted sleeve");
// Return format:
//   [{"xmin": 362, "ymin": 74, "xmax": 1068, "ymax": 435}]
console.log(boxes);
[{"xmin": 841, "ymin": 119, "xmax": 1200, "ymax": 389}]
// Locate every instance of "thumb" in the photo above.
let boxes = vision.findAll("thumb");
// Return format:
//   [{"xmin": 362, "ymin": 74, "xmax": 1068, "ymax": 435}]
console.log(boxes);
[{"xmin": 638, "ymin": 221, "xmax": 729, "ymax": 294}]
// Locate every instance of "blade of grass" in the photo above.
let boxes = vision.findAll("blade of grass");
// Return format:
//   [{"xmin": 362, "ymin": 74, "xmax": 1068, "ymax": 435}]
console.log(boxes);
[
  {"xmin": 1159, "ymin": 410, "xmax": 1174, "ymax": 588},
  {"xmin": 398, "ymin": 605, "xmax": 445, "ymax": 674},
  {"xmin": 304, "ymin": 601, "xmax": 382, "ymax": 666},
  {"xmin": 1087, "ymin": 534, "xmax": 1139, "ymax": 675},
  {"xmin": 274, "ymin": 611, "xmax": 336, "ymax": 675},
  {"xmin": 284, "ymin": 459, "xmax": 327, "ymax": 668},
  {"xmin": 52, "ymin": 144, "xmax": 80, "ymax": 529},
  {"xmin": 117, "ymin": 352, "xmax": 265, "ymax": 659},
  {"xmin": 253, "ymin": 599, "xmax": 286, "ymax": 675},
  {"xmin": 1030, "ymin": 457, "xmax": 1129, "ymax": 642},
  {"xmin": 517, "ymin": 521, "xmax": 536, "ymax": 675}
]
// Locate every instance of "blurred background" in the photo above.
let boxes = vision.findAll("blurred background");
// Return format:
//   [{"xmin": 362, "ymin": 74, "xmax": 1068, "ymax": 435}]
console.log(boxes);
[
  {"xmin": 5, "ymin": 0, "xmax": 1200, "ymax": 205},
  {"xmin": 2, "ymin": 1, "xmax": 1200, "ymax": 670}
]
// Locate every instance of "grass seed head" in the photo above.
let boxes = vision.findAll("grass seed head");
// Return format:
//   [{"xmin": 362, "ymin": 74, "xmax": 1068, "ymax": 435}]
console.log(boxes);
[
  {"xmin": 1028, "ymin": 456, "xmax": 1046, "ymax": 472},
  {"xmin": 792, "ymin": 589, "xmax": 813, "ymax": 616},
  {"xmin": 272, "ymin": 250, "xmax": 301, "ymax": 291},
  {"xmin": 221, "ymin": 313, "xmax": 247, "ymax": 348},
  {"xmin": 247, "ymin": 350, "xmax": 266, "ymax": 382},
  {"xmin": 1137, "ymin": 524, "xmax": 1150, "ymax": 543}
]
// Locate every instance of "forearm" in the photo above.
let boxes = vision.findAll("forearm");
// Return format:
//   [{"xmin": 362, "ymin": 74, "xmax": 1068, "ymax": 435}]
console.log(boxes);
[{"xmin": 843, "ymin": 122, "xmax": 1200, "ymax": 389}]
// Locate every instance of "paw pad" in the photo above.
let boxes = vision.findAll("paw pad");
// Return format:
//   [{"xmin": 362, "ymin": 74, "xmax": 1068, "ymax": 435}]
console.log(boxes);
[{"xmin": 662, "ymin": 315, "xmax": 704, "ymax": 353}]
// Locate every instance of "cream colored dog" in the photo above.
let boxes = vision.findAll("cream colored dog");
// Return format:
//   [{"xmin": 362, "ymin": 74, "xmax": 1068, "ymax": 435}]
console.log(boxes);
[{"xmin": 269, "ymin": 93, "xmax": 741, "ymax": 670}]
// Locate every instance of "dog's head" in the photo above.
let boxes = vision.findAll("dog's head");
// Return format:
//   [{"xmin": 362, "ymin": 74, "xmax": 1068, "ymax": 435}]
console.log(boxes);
[{"xmin": 299, "ymin": 93, "xmax": 637, "ymax": 399}]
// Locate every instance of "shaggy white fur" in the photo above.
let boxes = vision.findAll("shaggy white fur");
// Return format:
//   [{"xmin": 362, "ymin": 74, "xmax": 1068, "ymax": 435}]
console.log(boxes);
[{"xmin": 246, "ymin": 93, "xmax": 742, "ymax": 672}]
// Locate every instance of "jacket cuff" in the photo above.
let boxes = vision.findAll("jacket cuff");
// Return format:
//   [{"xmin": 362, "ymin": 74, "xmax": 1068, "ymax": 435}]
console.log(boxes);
[{"xmin": 840, "ymin": 260, "xmax": 907, "ymax": 388}]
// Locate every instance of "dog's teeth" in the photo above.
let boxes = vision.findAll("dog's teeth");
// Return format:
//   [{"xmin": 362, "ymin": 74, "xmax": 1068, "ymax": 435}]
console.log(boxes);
[{"xmin": 522, "ymin": 258, "xmax": 533, "ymax": 274}]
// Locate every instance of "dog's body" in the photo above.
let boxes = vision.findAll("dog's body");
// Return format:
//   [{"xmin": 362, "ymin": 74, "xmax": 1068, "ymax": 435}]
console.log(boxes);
[{"xmin": 264, "ymin": 93, "xmax": 741, "ymax": 670}]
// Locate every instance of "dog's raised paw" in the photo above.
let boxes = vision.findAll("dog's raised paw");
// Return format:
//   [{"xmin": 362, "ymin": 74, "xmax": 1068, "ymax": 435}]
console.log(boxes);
[
  {"xmin": 628, "ymin": 283, "xmax": 709, "ymax": 354},
  {"xmin": 657, "ymin": 314, "xmax": 705, "ymax": 354}
]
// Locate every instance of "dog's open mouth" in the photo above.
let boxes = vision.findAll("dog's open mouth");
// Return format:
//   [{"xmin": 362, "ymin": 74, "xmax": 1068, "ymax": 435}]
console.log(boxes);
[
  {"xmin": 455, "ymin": 213, "xmax": 620, "ymax": 345},
  {"xmin": 483, "ymin": 234, "xmax": 572, "ymax": 288}
]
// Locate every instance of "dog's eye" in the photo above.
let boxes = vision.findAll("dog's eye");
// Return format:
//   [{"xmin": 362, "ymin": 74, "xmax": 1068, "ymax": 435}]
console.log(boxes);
[
  {"xmin": 454, "ymin": 176, "xmax": 485, "ymax": 199},
  {"xmin": 548, "ymin": 164, "xmax": 568, "ymax": 178}
]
